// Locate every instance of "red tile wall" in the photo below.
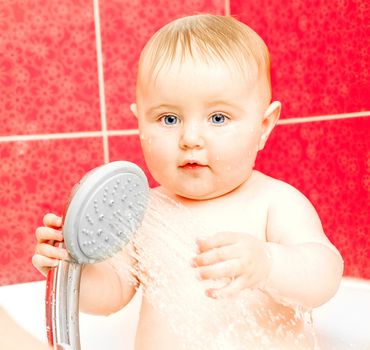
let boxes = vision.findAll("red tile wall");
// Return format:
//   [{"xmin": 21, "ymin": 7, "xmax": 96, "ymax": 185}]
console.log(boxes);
[
  {"xmin": 0, "ymin": 0, "xmax": 368, "ymax": 286},
  {"xmin": 231, "ymin": 0, "xmax": 370, "ymax": 118},
  {"xmin": 0, "ymin": 1, "xmax": 101, "ymax": 135},
  {"xmin": 231, "ymin": 0, "xmax": 370, "ymax": 279}
]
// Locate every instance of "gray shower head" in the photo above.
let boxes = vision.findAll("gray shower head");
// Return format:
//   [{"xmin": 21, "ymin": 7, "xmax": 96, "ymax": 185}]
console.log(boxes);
[
  {"xmin": 46, "ymin": 161, "xmax": 149, "ymax": 350},
  {"xmin": 62, "ymin": 160, "xmax": 149, "ymax": 264}
]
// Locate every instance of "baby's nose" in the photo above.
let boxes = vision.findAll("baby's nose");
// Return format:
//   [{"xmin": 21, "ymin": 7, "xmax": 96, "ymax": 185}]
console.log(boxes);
[{"xmin": 179, "ymin": 124, "xmax": 205, "ymax": 149}]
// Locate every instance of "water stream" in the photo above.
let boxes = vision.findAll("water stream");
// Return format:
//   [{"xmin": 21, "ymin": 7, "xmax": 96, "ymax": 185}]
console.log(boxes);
[{"xmin": 108, "ymin": 191, "xmax": 316, "ymax": 349}]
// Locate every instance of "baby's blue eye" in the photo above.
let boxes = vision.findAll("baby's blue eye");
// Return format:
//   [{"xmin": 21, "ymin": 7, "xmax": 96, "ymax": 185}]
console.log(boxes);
[
  {"xmin": 162, "ymin": 115, "xmax": 178, "ymax": 125},
  {"xmin": 210, "ymin": 113, "xmax": 227, "ymax": 124}
]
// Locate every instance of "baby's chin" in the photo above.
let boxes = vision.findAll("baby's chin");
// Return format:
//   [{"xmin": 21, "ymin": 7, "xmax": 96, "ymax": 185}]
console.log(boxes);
[
  {"xmin": 173, "ymin": 185, "xmax": 242, "ymax": 201},
  {"xmin": 155, "ymin": 173, "xmax": 253, "ymax": 201}
]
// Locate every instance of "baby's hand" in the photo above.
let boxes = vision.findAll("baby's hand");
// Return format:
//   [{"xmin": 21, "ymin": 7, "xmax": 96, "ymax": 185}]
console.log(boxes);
[
  {"xmin": 32, "ymin": 213, "xmax": 69, "ymax": 276},
  {"xmin": 193, "ymin": 232, "xmax": 271, "ymax": 299}
]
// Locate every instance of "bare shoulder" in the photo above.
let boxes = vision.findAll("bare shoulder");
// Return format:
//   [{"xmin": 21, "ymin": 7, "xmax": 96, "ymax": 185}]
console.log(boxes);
[
  {"xmin": 252, "ymin": 171, "xmax": 312, "ymax": 206},
  {"xmin": 253, "ymin": 171, "xmax": 333, "ymax": 246}
]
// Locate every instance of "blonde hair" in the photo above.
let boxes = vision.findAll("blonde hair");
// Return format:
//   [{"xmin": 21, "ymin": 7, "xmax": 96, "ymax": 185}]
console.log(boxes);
[{"xmin": 137, "ymin": 14, "xmax": 271, "ymax": 95}]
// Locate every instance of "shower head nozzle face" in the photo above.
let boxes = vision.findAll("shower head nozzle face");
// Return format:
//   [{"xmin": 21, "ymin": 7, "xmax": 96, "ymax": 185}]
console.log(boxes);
[{"xmin": 62, "ymin": 161, "xmax": 149, "ymax": 264}]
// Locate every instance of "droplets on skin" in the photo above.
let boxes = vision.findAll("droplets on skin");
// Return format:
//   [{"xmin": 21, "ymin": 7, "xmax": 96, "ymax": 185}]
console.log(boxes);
[{"xmin": 108, "ymin": 192, "xmax": 316, "ymax": 349}]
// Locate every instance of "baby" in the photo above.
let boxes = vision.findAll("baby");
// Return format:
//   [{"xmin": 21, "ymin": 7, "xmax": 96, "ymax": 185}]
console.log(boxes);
[{"xmin": 33, "ymin": 14, "xmax": 343, "ymax": 349}]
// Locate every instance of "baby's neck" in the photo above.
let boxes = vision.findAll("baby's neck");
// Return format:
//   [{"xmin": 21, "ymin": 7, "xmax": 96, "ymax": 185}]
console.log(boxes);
[{"xmin": 155, "ymin": 170, "xmax": 261, "ymax": 207}]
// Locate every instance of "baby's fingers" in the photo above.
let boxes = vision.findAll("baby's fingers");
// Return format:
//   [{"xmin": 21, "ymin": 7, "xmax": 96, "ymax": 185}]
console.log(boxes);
[
  {"xmin": 43, "ymin": 213, "xmax": 62, "ymax": 228},
  {"xmin": 193, "ymin": 245, "xmax": 236, "ymax": 267},
  {"xmin": 197, "ymin": 259, "xmax": 240, "ymax": 280},
  {"xmin": 196, "ymin": 232, "xmax": 238, "ymax": 253},
  {"xmin": 35, "ymin": 227, "xmax": 63, "ymax": 243},
  {"xmin": 207, "ymin": 276, "xmax": 244, "ymax": 299},
  {"xmin": 35, "ymin": 243, "xmax": 69, "ymax": 261},
  {"xmin": 32, "ymin": 254, "xmax": 59, "ymax": 276}
]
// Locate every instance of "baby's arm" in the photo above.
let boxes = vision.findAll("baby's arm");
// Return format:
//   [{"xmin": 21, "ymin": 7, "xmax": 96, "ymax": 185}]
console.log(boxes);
[
  {"xmin": 32, "ymin": 213, "xmax": 137, "ymax": 316},
  {"xmin": 194, "ymin": 181, "xmax": 343, "ymax": 308},
  {"xmin": 78, "ymin": 248, "xmax": 138, "ymax": 315},
  {"xmin": 260, "ymin": 181, "xmax": 343, "ymax": 308}
]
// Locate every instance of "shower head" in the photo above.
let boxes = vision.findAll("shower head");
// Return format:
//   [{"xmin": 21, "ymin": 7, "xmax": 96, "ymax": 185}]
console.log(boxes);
[
  {"xmin": 62, "ymin": 160, "xmax": 149, "ymax": 264},
  {"xmin": 46, "ymin": 161, "xmax": 149, "ymax": 350}
]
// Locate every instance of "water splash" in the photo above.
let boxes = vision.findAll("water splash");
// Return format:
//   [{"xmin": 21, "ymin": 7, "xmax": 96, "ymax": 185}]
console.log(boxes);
[{"xmin": 108, "ymin": 191, "xmax": 317, "ymax": 349}]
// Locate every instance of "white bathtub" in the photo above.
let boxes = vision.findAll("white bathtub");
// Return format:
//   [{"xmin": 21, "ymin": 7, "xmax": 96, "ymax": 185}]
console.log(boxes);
[{"xmin": 0, "ymin": 277, "xmax": 369, "ymax": 349}]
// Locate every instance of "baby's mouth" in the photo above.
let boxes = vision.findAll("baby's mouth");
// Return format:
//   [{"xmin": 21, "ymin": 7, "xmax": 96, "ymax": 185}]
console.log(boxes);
[{"xmin": 179, "ymin": 161, "xmax": 208, "ymax": 170}]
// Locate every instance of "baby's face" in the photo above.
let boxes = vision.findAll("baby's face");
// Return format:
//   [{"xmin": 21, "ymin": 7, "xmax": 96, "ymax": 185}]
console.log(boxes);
[{"xmin": 134, "ymin": 58, "xmax": 272, "ymax": 200}]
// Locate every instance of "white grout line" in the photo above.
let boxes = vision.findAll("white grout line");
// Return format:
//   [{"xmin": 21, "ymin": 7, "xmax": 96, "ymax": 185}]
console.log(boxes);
[
  {"xmin": 0, "ymin": 111, "xmax": 369, "ymax": 143},
  {"xmin": 0, "ymin": 131, "xmax": 103, "ymax": 142},
  {"xmin": 277, "ymin": 111, "xmax": 370, "ymax": 125},
  {"xmin": 93, "ymin": 0, "xmax": 109, "ymax": 163},
  {"xmin": 0, "ymin": 129, "xmax": 139, "ymax": 143},
  {"xmin": 107, "ymin": 129, "xmax": 139, "ymax": 136},
  {"xmin": 224, "ymin": 0, "xmax": 230, "ymax": 16}
]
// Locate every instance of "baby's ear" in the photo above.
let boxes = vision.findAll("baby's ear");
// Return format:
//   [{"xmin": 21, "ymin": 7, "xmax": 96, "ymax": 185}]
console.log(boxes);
[
  {"xmin": 130, "ymin": 103, "xmax": 138, "ymax": 118},
  {"xmin": 258, "ymin": 101, "xmax": 281, "ymax": 150}
]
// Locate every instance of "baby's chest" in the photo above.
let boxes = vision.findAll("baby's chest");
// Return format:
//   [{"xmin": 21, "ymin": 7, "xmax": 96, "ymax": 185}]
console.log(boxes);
[{"xmin": 188, "ymin": 201, "xmax": 268, "ymax": 241}]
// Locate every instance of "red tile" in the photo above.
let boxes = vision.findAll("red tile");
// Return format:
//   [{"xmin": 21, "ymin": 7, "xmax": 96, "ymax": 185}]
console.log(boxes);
[
  {"xmin": 0, "ymin": 138, "xmax": 104, "ymax": 286},
  {"xmin": 255, "ymin": 117, "xmax": 370, "ymax": 279},
  {"xmin": 108, "ymin": 134, "xmax": 158, "ymax": 188},
  {"xmin": 100, "ymin": 0, "xmax": 225, "ymax": 130},
  {"xmin": 231, "ymin": 1, "xmax": 370, "ymax": 118},
  {"xmin": 0, "ymin": 1, "xmax": 101, "ymax": 136}
]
